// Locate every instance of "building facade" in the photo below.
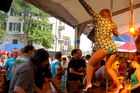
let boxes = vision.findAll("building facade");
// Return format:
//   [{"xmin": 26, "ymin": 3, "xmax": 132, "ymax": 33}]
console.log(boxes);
[{"xmin": 0, "ymin": 8, "xmax": 68, "ymax": 51}]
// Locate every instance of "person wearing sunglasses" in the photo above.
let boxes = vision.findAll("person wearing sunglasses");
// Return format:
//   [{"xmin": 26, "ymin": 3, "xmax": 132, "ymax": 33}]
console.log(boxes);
[{"xmin": 108, "ymin": 60, "xmax": 125, "ymax": 91}]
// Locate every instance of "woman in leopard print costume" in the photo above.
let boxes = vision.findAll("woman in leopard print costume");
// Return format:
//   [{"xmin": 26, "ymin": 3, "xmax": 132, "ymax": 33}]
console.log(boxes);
[{"xmin": 79, "ymin": 0, "xmax": 122, "ymax": 92}]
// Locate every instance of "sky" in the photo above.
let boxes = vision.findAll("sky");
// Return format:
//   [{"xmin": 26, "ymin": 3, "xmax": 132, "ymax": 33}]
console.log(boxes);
[
  {"xmin": 49, "ymin": 17, "xmax": 92, "ymax": 52},
  {"xmin": 61, "ymin": 24, "xmax": 92, "ymax": 51}
]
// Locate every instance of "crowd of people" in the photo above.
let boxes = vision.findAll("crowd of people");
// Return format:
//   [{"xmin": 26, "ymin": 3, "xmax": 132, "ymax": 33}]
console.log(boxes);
[
  {"xmin": 0, "ymin": 46, "xmax": 86, "ymax": 93},
  {"xmin": 0, "ymin": 44, "xmax": 140, "ymax": 93}
]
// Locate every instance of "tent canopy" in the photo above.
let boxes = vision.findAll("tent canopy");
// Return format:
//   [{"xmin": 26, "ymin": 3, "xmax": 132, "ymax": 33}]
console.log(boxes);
[
  {"xmin": 1, "ymin": 44, "xmax": 25, "ymax": 52},
  {"xmin": 25, "ymin": 0, "xmax": 140, "ymax": 35}
]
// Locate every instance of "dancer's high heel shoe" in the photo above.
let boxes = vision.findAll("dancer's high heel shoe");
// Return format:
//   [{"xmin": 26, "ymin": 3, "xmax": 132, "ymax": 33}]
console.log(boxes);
[
  {"xmin": 83, "ymin": 84, "xmax": 92, "ymax": 92},
  {"xmin": 114, "ymin": 85, "xmax": 123, "ymax": 93}
]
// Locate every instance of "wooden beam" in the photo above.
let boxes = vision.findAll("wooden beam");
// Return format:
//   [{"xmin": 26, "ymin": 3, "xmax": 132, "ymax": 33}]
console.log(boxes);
[{"xmin": 112, "ymin": 3, "xmax": 140, "ymax": 16}]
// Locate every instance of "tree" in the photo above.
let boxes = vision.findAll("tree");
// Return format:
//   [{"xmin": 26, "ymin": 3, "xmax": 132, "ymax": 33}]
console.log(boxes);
[
  {"xmin": 0, "ymin": 29, "xmax": 6, "ymax": 40},
  {"xmin": 0, "ymin": 11, "xmax": 7, "ymax": 40},
  {"xmin": 11, "ymin": 0, "xmax": 53, "ymax": 48},
  {"xmin": 27, "ymin": 19, "xmax": 54, "ymax": 48}
]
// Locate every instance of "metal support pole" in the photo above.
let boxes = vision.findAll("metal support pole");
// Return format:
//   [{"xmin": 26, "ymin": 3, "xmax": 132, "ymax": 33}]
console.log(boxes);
[
  {"xmin": 74, "ymin": 26, "xmax": 80, "ymax": 49},
  {"xmin": 55, "ymin": 19, "xmax": 58, "ymax": 51},
  {"xmin": 129, "ymin": 0, "xmax": 134, "ymax": 59},
  {"xmin": 129, "ymin": 0, "xmax": 134, "ymax": 26},
  {"xmin": 110, "ymin": 0, "xmax": 113, "ymax": 16},
  {"xmin": 105, "ymin": 0, "xmax": 113, "ymax": 92}
]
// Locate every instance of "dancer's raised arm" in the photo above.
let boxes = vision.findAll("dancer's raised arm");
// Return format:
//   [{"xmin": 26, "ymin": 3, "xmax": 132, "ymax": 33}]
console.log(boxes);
[{"xmin": 79, "ymin": 0, "xmax": 95, "ymax": 17}]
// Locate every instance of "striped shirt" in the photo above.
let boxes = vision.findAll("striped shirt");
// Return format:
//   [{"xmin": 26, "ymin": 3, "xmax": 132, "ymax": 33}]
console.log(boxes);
[{"xmin": 14, "ymin": 55, "xmax": 29, "ymax": 68}]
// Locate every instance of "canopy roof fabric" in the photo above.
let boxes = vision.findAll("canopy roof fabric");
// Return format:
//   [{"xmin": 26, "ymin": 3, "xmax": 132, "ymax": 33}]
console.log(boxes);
[
  {"xmin": 25, "ymin": 0, "xmax": 140, "ymax": 35},
  {"xmin": 1, "ymin": 44, "xmax": 25, "ymax": 52}
]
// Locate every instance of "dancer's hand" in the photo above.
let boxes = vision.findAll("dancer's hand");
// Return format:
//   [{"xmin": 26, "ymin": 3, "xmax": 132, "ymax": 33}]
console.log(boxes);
[{"xmin": 79, "ymin": 72, "xmax": 85, "ymax": 76}]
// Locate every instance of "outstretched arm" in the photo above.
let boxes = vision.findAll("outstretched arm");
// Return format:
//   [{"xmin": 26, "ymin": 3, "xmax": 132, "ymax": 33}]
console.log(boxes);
[{"xmin": 79, "ymin": 0, "xmax": 95, "ymax": 17}]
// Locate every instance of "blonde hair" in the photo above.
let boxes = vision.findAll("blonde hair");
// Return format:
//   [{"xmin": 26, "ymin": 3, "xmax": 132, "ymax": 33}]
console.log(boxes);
[{"xmin": 99, "ymin": 9, "xmax": 112, "ymax": 21}]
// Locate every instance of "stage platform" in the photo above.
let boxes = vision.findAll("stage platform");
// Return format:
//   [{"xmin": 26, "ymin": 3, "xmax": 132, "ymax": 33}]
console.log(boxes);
[{"xmin": 85, "ymin": 83, "xmax": 130, "ymax": 93}]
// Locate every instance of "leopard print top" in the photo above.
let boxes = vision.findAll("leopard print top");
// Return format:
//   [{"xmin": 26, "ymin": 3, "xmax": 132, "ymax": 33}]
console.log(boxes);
[{"xmin": 79, "ymin": 0, "xmax": 119, "ymax": 52}]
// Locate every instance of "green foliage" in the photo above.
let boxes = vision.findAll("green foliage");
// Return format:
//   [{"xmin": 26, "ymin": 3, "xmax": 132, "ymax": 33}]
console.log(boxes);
[
  {"xmin": 0, "ymin": 11, "xmax": 8, "ymax": 22},
  {"xmin": 11, "ymin": 0, "xmax": 53, "ymax": 48},
  {"xmin": 28, "ymin": 19, "xmax": 54, "ymax": 48},
  {"xmin": 0, "ymin": 11, "xmax": 7, "ymax": 40},
  {"xmin": 12, "ymin": 0, "xmax": 33, "ymax": 15},
  {"xmin": 0, "ymin": 29, "xmax": 6, "ymax": 40}
]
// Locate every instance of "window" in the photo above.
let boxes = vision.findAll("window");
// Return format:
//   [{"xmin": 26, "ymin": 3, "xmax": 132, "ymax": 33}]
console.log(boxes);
[
  {"xmin": 4, "ymin": 22, "xmax": 6, "ymax": 30},
  {"xmin": 18, "ymin": 13, "xmax": 22, "ymax": 16},
  {"xmin": 13, "ymin": 23, "xmax": 16, "ymax": 31},
  {"xmin": 10, "ymin": 8, "xmax": 22, "ymax": 16},
  {"xmin": 34, "ymin": 14, "xmax": 38, "ymax": 16},
  {"xmin": 9, "ymin": 23, "xmax": 12, "ymax": 31},
  {"xmin": 43, "ymin": 27, "xmax": 46, "ymax": 31},
  {"xmin": 10, "ymin": 8, "xmax": 14, "ymax": 16},
  {"xmin": 39, "ymin": 26, "xmax": 41, "ymax": 30},
  {"xmin": 28, "ymin": 40, "xmax": 33, "ymax": 45},
  {"xmin": 9, "ymin": 22, "xmax": 21, "ymax": 32},
  {"xmin": 0, "ymin": 42, "xmax": 3, "ymax": 44},
  {"xmin": 17, "ymin": 23, "xmax": 21, "ymax": 32},
  {"xmin": 59, "ymin": 21, "xmax": 62, "ymax": 25},
  {"xmin": 50, "ymin": 24, "xmax": 53, "ymax": 31},
  {"xmin": 13, "ymin": 39, "xmax": 18, "ymax": 44}
]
